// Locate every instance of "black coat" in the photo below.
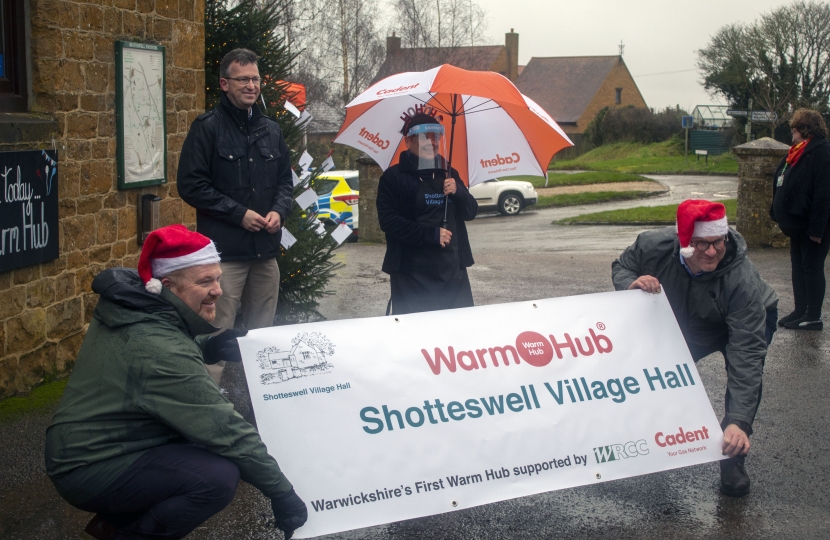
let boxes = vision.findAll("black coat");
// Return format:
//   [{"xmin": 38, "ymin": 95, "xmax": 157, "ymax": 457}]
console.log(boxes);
[
  {"xmin": 177, "ymin": 94, "xmax": 294, "ymax": 261},
  {"xmin": 770, "ymin": 136, "xmax": 830, "ymax": 238},
  {"xmin": 377, "ymin": 151, "xmax": 477, "ymax": 274}
]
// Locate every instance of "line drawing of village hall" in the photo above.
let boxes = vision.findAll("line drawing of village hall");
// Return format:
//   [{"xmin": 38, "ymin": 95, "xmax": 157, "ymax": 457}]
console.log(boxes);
[{"xmin": 257, "ymin": 332, "xmax": 335, "ymax": 385}]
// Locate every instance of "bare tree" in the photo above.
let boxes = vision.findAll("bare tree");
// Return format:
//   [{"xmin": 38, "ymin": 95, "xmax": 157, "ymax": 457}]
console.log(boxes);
[
  {"xmin": 392, "ymin": 0, "xmax": 488, "ymax": 50},
  {"xmin": 698, "ymin": 0, "xmax": 830, "ymax": 136}
]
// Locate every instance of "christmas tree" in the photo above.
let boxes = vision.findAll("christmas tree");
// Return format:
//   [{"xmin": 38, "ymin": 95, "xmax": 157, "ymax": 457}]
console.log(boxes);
[{"xmin": 204, "ymin": 0, "xmax": 341, "ymax": 324}]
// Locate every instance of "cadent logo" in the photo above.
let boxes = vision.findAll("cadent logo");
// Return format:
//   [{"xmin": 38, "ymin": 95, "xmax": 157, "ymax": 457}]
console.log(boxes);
[
  {"xmin": 593, "ymin": 440, "xmax": 649, "ymax": 463},
  {"xmin": 654, "ymin": 426, "xmax": 710, "ymax": 448},
  {"xmin": 480, "ymin": 153, "xmax": 521, "ymax": 168},
  {"xmin": 358, "ymin": 127, "xmax": 390, "ymax": 150},
  {"xmin": 377, "ymin": 83, "xmax": 419, "ymax": 95}
]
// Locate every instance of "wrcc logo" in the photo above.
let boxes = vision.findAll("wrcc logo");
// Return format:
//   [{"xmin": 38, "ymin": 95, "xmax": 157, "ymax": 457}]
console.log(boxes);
[
  {"xmin": 257, "ymin": 332, "xmax": 335, "ymax": 385},
  {"xmin": 593, "ymin": 440, "xmax": 649, "ymax": 464}
]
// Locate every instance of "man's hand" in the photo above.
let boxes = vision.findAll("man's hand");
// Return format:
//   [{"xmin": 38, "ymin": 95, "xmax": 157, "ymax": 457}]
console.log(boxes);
[
  {"xmin": 204, "ymin": 329, "xmax": 248, "ymax": 365},
  {"xmin": 443, "ymin": 178, "xmax": 457, "ymax": 196},
  {"xmin": 241, "ymin": 209, "xmax": 268, "ymax": 232},
  {"xmin": 810, "ymin": 236, "xmax": 822, "ymax": 243},
  {"xmin": 628, "ymin": 275, "xmax": 662, "ymax": 294},
  {"xmin": 439, "ymin": 228, "xmax": 452, "ymax": 248},
  {"xmin": 722, "ymin": 424, "xmax": 751, "ymax": 457},
  {"xmin": 264, "ymin": 211, "xmax": 282, "ymax": 234},
  {"xmin": 271, "ymin": 489, "xmax": 308, "ymax": 540}
]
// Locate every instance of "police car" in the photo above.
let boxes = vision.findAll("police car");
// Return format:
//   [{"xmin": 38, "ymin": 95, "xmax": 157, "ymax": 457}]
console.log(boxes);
[{"xmin": 312, "ymin": 171, "xmax": 359, "ymax": 233}]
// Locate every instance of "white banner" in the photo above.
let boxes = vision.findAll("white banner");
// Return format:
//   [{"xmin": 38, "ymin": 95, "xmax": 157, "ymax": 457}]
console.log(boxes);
[{"xmin": 239, "ymin": 291, "xmax": 725, "ymax": 538}]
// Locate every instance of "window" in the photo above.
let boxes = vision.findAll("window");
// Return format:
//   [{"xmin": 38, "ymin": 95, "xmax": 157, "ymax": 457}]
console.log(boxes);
[
  {"xmin": 0, "ymin": 0, "xmax": 27, "ymax": 112},
  {"xmin": 615, "ymin": 88, "xmax": 622, "ymax": 105},
  {"xmin": 312, "ymin": 179, "xmax": 339, "ymax": 196},
  {"xmin": 302, "ymin": 351, "xmax": 310, "ymax": 360}
]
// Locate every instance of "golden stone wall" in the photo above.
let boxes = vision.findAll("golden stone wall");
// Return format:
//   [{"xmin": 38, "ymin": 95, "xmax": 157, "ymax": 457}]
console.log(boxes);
[{"xmin": 0, "ymin": 0, "xmax": 205, "ymax": 397}]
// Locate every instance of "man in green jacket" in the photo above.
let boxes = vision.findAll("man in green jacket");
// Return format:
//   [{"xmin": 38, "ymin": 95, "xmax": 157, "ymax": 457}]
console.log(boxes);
[
  {"xmin": 612, "ymin": 200, "xmax": 778, "ymax": 498},
  {"xmin": 45, "ymin": 225, "xmax": 307, "ymax": 539}
]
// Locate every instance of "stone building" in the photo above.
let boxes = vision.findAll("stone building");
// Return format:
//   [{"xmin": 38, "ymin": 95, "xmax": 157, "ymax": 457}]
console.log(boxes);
[{"xmin": 0, "ymin": 0, "xmax": 205, "ymax": 398}]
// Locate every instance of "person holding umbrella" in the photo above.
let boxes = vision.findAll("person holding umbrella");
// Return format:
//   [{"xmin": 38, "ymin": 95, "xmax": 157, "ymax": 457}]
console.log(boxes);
[{"xmin": 376, "ymin": 112, "xmax": 478, "ymax": 314}]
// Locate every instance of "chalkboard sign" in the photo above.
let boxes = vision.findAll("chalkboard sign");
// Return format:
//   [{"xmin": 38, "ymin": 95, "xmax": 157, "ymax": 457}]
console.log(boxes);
[{"xmin": 0, "ymin": 150, "xmax": 59, "ymax": 273}]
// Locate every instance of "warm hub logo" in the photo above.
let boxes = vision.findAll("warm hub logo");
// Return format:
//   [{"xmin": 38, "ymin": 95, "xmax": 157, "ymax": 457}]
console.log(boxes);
[
  {"xmin": 593, "ymin": 440, "xmax": 649, "ymax": 463},
  {"xmin": 421, "ymin": 325, "xmax": 613, "ymax": 375},
  {"xmin": 358, "ymin": 127, "xmax": 390, "ymax": 150},
  {"xmin": 480, "ymin": 153, "xmax": 521, "ymax": 168},
  {"xmin": 654, "ymin": 426, "xmax": 710, "ymax": 448}
]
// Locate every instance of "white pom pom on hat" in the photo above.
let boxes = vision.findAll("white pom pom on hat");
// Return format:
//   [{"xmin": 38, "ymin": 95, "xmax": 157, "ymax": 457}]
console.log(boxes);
[
  {"xmin": 137, "ymin": 225, "xmax": 220, "ymax": 294},
  {"xmin": 676, "ymin": 200, "xmax": 728, "ymax": 258}
]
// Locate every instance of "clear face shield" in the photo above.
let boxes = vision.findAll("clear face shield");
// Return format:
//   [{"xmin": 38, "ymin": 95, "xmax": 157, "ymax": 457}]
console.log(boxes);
[{"xmin": 406, "ymin": 123, "xmax": 447, "ymax": 171}]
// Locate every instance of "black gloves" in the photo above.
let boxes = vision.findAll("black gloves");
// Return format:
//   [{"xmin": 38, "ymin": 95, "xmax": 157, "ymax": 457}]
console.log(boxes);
[
  {"xmin": 203, "ymin": 328, "xmax": 248, "ymax": 365},
  {"xmin": 271, "ymin": 489, "xmax": 308, "ymax": 539}
]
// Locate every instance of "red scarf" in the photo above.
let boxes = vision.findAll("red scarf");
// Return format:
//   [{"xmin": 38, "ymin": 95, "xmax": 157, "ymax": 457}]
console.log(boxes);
[{"xmin": 786, "ymin": 138, "xmax": 811, "ymax": 166}]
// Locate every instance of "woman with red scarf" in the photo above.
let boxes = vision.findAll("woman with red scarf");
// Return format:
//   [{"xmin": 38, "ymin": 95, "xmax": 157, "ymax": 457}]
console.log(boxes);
[{"xmin": 771, "ymin": 108, "xmax": 830, "ymax": 330}]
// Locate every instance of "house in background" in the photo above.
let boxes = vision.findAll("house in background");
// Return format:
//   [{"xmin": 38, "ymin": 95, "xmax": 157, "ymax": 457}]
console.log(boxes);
[{"xmin": 515, "ymin": 56, "xmax": 647, "ymax": 157}]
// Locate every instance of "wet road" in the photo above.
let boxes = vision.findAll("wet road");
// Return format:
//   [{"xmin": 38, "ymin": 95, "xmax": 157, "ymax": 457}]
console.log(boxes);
[{"xmin": 3, "ymin": 174, "xmax": 830, "ymax": 539}]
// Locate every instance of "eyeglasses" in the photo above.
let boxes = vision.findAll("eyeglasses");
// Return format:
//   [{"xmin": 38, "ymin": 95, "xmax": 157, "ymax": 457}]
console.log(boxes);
[
  {"xmin": 224, "ymin": 77, "xmax": 262, "ymax": 85},
  {"xmin": 689, "ymin": 237, "xmax": 727, "ymax": 252}
]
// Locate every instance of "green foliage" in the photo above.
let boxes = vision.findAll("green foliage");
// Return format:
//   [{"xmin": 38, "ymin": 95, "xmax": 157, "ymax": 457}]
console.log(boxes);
[
  {"xmin": 205, "ymin": 0, "xmax": 340, "ymax": 324},
  {"xmin": 584, "ymin": 106, "xmax": 686, "ymax": 147},
  {"xmin": 0, "ymin": 379, "xmax": 68, "ymax": 423},
  {"xmin": 549, "ymin": 140, "xmax": 739, "ymax": 175},
  {"xmin": 557, "ymin": 199, "xmax": 737, "ymax": 224},
  {"xmin": 535, "ymin": 191, "xmax": 653, "ymax": 209}
]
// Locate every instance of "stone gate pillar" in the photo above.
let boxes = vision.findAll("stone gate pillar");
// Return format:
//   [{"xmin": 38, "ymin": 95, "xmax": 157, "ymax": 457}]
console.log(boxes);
[
  {"xmin": 733, "ymin": 137, "xmax": 790, "ymax": 248},
  {"xmin": 356, "ymin": 156, "xmax": 385, "ymax": 243}
]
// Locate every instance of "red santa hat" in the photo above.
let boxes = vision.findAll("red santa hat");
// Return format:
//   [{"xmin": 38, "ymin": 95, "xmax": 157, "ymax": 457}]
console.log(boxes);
[
  {"xmin": 676, "ymin": 199, "xmax": 728, "ymax": 258},
  {"xmin": 137, "ymin": 225, "xmax": 220, "ymax": 294}
]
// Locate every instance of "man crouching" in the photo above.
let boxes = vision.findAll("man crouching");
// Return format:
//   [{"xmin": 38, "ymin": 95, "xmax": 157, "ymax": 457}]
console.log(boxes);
[
  {"xmin": 612, "ymin": 200, "xmax": 778, "ymax": 497},
  {"xmin": 45, "ymin": 225, "xmax": 307, "ymax": 539}
]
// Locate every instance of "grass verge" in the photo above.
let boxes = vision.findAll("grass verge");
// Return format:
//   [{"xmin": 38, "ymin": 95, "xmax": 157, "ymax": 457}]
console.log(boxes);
[
  {"xmin": 502, "ymin": 171, "xmax": 651, "ymax": 189},
  {"xmin": 557, "ymin": 199, "xmax": 737, "ymax": 225},
  {"xmin": 535, "ymin": 191, "xmax": 655, "ymax": 209},
  {"xmin": 0, "ymin": 378, "xmax": 68, "ymax": 423},
  {"xmin": 550, "ymin": 140, "xmax": 738, "ymax": 175}
]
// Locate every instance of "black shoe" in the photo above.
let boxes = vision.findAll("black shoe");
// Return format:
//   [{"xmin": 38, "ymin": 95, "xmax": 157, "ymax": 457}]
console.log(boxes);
[
  {"xmin": 720, "ymin": 456, "xmax": 750, "ymax": 497},
  {"xmin": 778, "ymin": 310, "xmax": 805, "ymax": 326},
  {"xmin": 784, "ymin": 316, "xmax": 823, "ymax": 330},
  {"xmin": 83, "ymin": 515, "xmax": 117, "ymax": 540}
]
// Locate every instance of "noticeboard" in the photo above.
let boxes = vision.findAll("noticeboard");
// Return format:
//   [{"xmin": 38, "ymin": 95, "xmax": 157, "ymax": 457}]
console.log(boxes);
[
  {"xmin": 0, "ymin": 150, "xmax": 59, "ymax": 273},
  {"xmin": 115, "ymin": 41, "xmax": 167, "ymax": 190}
]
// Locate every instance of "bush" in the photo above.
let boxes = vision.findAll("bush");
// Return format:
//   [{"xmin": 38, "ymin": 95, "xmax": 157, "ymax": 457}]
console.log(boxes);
[{"xmin": 586, "ymin": 106, "xmax": 686, "ymax": 146}]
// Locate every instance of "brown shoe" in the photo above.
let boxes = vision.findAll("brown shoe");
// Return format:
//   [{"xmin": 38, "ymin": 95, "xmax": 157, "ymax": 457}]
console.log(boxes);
[
  {"xmin": 720, "ymin": 455, "xmax": 750, "ymax": 497},
  {"xmin": 83, "ymin": 514, "xmax": 118, "ymax": 540}
]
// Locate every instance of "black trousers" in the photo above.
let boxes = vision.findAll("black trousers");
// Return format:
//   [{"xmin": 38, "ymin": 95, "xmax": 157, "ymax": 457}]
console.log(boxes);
[
  {"xmin": 77, "ymin": 444, "xmax": 240, "ymax": 540},
  {"xmin": 789, "ymin": 229, "xmax": 830, "ymax": 319}
]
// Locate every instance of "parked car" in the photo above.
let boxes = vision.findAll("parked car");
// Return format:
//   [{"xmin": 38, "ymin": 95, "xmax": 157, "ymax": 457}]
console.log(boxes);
[
  {"xmin": 469, "ymin": 178, "xmax": 538, "ymax": 215},
  {"xmin": 312, "ymin": 170, "xmax": 359, "ymax": 233}
]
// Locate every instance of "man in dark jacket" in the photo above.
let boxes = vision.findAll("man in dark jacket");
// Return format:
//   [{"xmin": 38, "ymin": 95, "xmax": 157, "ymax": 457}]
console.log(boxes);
[
  {"xmin": 45, "ymin": 225, "xmax": 307, "ymax": 540},
  {"xmin": 612, "ymin": 200, "xmax": 778, "ymax": 498},
  {"xmin": 376, "ymin": 113, "xmax": 478, "ymax": 314},
  {"xmin": 178, "ymin": 48, "xmax": 294, "ymax": 385}
]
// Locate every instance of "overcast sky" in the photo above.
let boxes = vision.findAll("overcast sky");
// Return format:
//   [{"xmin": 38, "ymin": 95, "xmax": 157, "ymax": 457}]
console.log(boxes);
[{"xmin": 474, "ymin": 0, "xmax": 791, "ymax": 112}]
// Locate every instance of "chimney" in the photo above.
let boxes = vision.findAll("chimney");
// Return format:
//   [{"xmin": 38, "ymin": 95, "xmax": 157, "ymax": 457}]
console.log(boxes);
[
  {"xmin": 387, "ymin": 32, "xmax": 401, "ymax": 56},
  {"xmin": 505, "ymin": 29, "xmax": 519, "ymax": 81}
]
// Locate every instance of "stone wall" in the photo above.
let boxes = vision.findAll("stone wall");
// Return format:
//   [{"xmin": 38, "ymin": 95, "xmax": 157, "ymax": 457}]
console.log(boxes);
[
  {"xmin": 734, "ymin": 137, "xmax": 789, "ymax": 248},
  {"xmin": 0, "ymin": 0, "xmax": 205, "ymax": 398},
  {"xmin": 356, "ymin": 156, "xmax": 384, "ymax": 244},
  {"xmin": 575, "ymin": 60, "xmax": 648, "ymax": 134}
]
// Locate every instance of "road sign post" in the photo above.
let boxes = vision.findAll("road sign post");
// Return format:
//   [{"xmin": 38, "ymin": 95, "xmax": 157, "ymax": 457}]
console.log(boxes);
[{"xmin": 681, "ymin": 116, "xmax": 694, "ymax": 165}]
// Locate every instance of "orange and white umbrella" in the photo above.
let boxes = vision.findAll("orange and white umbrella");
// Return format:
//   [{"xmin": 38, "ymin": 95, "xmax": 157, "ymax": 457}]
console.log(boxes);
[{"xmin": 333, "ymin": 64, "xmax": 573, "ymax": 186}]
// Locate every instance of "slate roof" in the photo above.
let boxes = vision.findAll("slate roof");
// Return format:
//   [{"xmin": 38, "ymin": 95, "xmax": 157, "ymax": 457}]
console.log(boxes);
[
  {"xmin": 371, "ymin": 46, "xmax": 505, "ymax": 85},
  {"xmin": 306, "ymin": 101, "xmax": 343, "ymax": 134},
  {"xmin": 515, "ymin": 56, "xmax": 621, "ymax": 123}
]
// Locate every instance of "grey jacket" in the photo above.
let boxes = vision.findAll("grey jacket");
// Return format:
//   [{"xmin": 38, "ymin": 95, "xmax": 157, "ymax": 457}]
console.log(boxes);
[{"xmin": 612, "ymin": 227, "xmax": 777, "ymax": 428}]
